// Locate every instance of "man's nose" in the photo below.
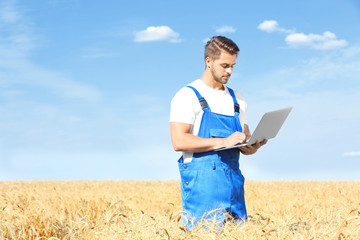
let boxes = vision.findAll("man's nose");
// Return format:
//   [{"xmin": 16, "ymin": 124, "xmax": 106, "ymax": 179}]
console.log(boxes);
[{"xmin": 226, "ymin": 67, "xmax": 233, "ymax": 75}]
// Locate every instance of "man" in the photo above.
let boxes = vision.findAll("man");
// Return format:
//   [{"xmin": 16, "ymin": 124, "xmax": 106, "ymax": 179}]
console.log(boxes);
[{"xmin": 169, "ymin": 36, "xmax": 267, "ymax": 228}]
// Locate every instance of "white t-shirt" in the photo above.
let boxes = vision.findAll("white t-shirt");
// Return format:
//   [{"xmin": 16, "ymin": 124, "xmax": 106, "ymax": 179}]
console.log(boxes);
[{"xmin": 170, "ymin": 79, "xmax": 248, "ymax": 163}]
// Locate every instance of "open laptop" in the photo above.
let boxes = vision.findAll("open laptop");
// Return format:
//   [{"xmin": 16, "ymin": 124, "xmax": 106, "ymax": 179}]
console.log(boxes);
[{"xmin": 215, "ymin": 106, "xmax": 293, "ymax": 151}]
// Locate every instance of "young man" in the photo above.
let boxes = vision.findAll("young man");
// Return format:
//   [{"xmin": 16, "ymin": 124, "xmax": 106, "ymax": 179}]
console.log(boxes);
[{"xmin": 169, "ymin": 36, "xmax": 267, "ymax": 228}]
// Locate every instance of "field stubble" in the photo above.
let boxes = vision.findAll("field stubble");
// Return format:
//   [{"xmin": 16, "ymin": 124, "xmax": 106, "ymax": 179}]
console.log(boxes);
[{"xmin": 0, "ymin": 180, "xmax": 359, "ymax": 239}]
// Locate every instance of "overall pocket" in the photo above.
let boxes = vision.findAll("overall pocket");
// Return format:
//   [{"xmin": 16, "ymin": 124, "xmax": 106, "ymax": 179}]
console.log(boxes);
[
  {"xmin": 209, "ymin": 129, "xmax": 234, "ymax": 138},
  {"xmin": 179, "ymin": 163, "xmax": 199, "ymax": 201}
]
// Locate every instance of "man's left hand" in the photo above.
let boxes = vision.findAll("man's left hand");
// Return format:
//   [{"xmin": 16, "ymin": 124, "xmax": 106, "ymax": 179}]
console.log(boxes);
[{"xmin": 239, "ymin": 139, "xmax": 268, "ymax": 155}]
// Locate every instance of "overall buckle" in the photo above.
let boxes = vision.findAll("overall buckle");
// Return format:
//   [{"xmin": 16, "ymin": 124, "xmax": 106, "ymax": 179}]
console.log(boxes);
[{"xmin": 199, "ymin": 97, "xmax": 209, "ymax": 110}]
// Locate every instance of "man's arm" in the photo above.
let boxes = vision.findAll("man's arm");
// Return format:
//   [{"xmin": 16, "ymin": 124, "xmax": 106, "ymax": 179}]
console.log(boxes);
[
  {"xmin": 239, "ymin": 124, "xmax": 267, "ymax": 155},
  {"xmin": 170, "ymin": 122, "xmax": 247, "ymax": 153}
]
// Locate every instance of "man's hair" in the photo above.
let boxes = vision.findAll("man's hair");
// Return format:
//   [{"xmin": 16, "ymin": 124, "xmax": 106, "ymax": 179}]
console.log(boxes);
[{"xmin": 204, "ymin": 36, "xmax": 240, "ymax": 60}]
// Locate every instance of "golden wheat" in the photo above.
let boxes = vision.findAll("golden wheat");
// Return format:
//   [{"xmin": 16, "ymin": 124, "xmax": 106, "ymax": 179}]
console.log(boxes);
[{"xmin": 0, "ymin": 180, "xmax": 359, "ymax": 239}]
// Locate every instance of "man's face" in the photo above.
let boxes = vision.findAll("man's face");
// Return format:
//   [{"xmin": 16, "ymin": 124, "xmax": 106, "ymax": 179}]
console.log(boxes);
[{"xmin": 209, "ymin": 51, "xmax": 237, "ymax": 85}]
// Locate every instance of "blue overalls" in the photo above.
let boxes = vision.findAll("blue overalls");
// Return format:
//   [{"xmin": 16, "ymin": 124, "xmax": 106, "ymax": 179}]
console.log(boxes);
[{"xmin": 178, "ymin": 86, "xmax": 247, "ymax": 229}]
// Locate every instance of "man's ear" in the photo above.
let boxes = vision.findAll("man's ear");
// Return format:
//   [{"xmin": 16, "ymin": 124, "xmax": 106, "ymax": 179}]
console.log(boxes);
[{"xmin": 205, "ymin": 57, "xmax": 212, "ymax": 68}]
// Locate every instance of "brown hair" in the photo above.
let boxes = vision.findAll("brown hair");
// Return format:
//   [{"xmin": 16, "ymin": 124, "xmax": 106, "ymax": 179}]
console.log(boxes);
[{"xmin": 204, "ymin": 36, "xmax": 240, "ymax": 60}]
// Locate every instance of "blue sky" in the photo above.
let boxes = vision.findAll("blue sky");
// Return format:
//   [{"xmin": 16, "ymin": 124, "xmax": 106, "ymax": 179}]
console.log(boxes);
[{"xmin": 0, "ymin": 0, "xmax": 359, "ymax": 180}]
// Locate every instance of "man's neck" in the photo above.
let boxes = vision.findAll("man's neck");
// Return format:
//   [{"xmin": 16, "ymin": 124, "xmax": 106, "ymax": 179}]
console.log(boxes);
[{"xmin": 200, "ymin": 74, "xmax": 225, "ymax": 91}]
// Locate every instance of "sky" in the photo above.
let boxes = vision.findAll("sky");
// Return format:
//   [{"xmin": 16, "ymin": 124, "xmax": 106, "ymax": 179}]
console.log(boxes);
[{"xmin": 0, "ymin": 0, "xmax": 359, "ymax": 181}]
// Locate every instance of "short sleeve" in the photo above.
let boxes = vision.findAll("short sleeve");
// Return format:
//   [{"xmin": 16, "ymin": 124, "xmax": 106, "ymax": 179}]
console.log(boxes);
[{"xmin": 169, "ymin": 87, "xmax": 199, "ymax": 124}]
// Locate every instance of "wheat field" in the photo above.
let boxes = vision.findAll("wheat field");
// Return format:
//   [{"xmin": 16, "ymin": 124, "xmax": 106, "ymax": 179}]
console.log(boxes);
[{"xmin": 0, "ymin": 180, "xmax": 359, "ymax": 239}]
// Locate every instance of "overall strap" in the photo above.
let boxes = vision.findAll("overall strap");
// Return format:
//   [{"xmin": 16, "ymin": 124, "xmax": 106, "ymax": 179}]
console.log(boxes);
[
  {"xmin": 187, "ymin": 86, "xmax": 211, "ymax": 111},
  {"xmin": 227, "ymin": 87, "xmax": 240, "ymax": 116}
]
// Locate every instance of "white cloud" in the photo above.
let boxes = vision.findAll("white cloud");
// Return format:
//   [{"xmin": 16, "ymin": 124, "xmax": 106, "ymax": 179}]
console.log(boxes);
[
  {"xmin": 257, "ymin": 20, "xmax": 278, "ymax": 32},
  {"xmin": 343, "ymin": 152, "xmax": 360, "ymax": 157},
  {"xmin": 257, "ymin": 20, "xmax": 293, "ymax": 33},
  {"xmin": 216, "ymin": 25, "xmax": 236, "ymax": 34},
  {"xmin": 133, "ymin": 25, "xmax": 181, "ymax": 43},
  {"xmin": 286, "ymin": 31, "xmax": 348, "ymax": 50},
  {"xmin": 258, "ymin": 20, "xmax": 347, "ymax": 50}
]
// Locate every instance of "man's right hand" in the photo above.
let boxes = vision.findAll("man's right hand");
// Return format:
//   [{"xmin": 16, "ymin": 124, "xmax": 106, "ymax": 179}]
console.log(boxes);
[{"xmin": 223, "ymin": 131, "xmax": 247, "ymax": 148}]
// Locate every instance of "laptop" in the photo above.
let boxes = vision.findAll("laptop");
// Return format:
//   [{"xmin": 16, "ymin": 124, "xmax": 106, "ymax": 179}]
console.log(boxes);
[{"xmin": 215, "ymin": 106, "xmax": 293, "ymax": 151}]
